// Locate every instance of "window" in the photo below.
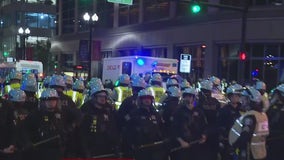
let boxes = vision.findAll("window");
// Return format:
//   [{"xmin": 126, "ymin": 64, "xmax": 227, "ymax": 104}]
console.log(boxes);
[
  {"xmin": 62, "ymin": 0, "xmax": 75, "ymax": 33},
  {"xmin": 17, "ymin": 12, "xmax": 56, "ymax": 29},
  {"xmin": 122, "ymin": 62, "xmax": 132, "ymax": 75},
  {"xmin": 217, "ymin": 43, "xmax": 284, "ymax": 91},
  {"xmin": 119, "ymin": 0, "xmax": 139, "ymax": 26},
  {"xmin": 144, "ymin": 0, "xmax": 169, "ymax": 22}
]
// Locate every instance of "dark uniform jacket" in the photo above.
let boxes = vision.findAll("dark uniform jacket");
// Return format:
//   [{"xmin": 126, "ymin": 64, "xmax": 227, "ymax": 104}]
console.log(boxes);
[
  {"xmin": 127, "ymin": 106, "xmax": 164, "ymax": 147},
  {"xmin": 80, "ymin": 100, "xmax": 119, "ymax": 157},
  {"xmin": 172, "ymin": 105, "xmax": 207, "ymax": 143}
]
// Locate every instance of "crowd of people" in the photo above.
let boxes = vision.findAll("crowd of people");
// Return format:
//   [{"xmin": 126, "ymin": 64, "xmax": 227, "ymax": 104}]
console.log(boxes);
[{"xmin": 0, "ymin": 70, "xmax": 283, "ymax": 160}]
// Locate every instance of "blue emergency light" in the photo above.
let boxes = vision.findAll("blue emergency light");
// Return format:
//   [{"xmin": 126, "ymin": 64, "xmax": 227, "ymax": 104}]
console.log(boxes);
[{"xmin": 136, "ymin": 58, "xmax": 145, "ymax": 66}]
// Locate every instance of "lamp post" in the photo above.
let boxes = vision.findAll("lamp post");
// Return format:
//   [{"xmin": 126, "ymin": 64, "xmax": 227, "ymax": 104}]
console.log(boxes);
[
  {"xmin": 83, "ymin": 12, "xmax": 98, "ymax": 81},
  {"xmin": 18, "ymin": 27, "xmax": 30, "ymax": 60}
]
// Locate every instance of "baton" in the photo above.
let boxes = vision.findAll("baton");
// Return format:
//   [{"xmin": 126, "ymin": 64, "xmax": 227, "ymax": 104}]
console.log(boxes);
[
  {"xmin": 138, "ymin": 139, "xmax": 168, "ymax": 150},
  {"xmin": 92, "ymin": 152, "xmax": 123, "ymax": 158},
  {"xmin": 170, "ymin": 139, "xmax": 201, "ymax": 153},
  {"xmin": 33, "ymin": 135, "xmax": 60, "ymax": 147}
]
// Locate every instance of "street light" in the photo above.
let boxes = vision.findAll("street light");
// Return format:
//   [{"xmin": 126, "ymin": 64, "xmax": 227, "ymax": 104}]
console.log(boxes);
[
  {"xmin": 83, "ymin": 12, "xmax": 98, "ymax": 80},
  {"xmin": 18, "ymin": 27, "xmax": 30, "ymax": 60}
]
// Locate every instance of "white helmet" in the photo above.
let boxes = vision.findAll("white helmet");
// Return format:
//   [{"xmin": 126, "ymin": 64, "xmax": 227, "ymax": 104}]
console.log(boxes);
[
  {"xmin": 167, "ymin": 86, "xmax": 181, "ymax": 98},
  {"xmin": 138, "ymin": 89, "xmax": 154, "ymax": 98},
  {"xmin": 40, "ymin": 88, "xmax": 59, "ymax": 100},
  {"xmin": 166, "ymin": 78, "xmax": 179, "ymax": 87},
  {"xmin": 21, "ymin": 76, "xmax": 38, "ymax": 92},
  {"xmin": 182, "ymin": 87, "xmax": 197, "ymax": 96},
  {"xmin": 242, "ymin": 86, "xmax": 262, "ymax": 103},
  {"xmin": 255, "ymin": 81, "xmax": 266, "ymax": 90},
  {"xmin": 49, "ymin": 75, "xmax": 66, "ymax": 88},
  {"xmin": 118, "ymin": 74, "xmax": 130, "ymax": 85},
  {"xmin": 130, "ymin": 73, "xmax": 140, "ymax": 80},
  {"xmin": 22, "ymin": 73, "xmax": 35, "ymax": 81},
  {"xmin": 131, "ymin": 77, "xmax": 146, "ymax": 88},
  {"xmin": 90, "ymin": 84, "xmax": 107, "ymax": 96},
  {"xmin": 43, "ymin": 76, "xmax": 51, "ymax": 87},
  {"xmin": 226, "ymin": 84, "xmax": 243, "ymax": 95},
  {"xmin": 9, "ymin": 89, "xmax": 26, "ymax": 102},
  {"xmin": 150, "ymin": 73, "xmax": 162, "ymax": 83},
  {"xmin": 87, "ymin": 77, "xmax": 103, "ymax": 89},
  {"xmin": 200, "ymin": 79, "xmax": 213, "ymax": 91},
  {"xmin": 64, "ymin": 75, "xmax": 73, "ymax": 85},
  {"xmin": 73, "ymin": 79, "xmax": 85, "ymax": 91},
  {"xmin": 9, "ymin": 70, "xmax": 22, "ymax": 81},
  {"xmin": 209, "ymin": 76, "xmax": 221, "ymax": 86},
  {"xmin": 276, "ymin": 84, "xmax": 284, "ymax": 94},
  {"xmin": 180, "ymin": 79, "xmax": 191, "ymax": 89}
]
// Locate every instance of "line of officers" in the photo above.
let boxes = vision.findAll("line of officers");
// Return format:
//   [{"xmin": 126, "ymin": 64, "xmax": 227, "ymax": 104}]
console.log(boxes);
[{"xmin": 0, "ymin": 71, "xmax": 283, "ymax": 160}]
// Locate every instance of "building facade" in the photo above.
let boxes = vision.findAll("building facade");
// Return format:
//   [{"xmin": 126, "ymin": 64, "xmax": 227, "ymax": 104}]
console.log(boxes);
[
  {"xmin": 0, "ymin": 0, "xmax": 56, "ymax": 73},
  {"xmin": 52, "ymin": 0, "xmax": 284, "ymax": 90}
]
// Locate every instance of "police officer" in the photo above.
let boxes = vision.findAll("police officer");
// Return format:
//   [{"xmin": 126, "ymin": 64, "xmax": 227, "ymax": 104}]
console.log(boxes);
[
  {"xmin": 147, "ymin": 73, "xmax": 166, "ymax": 107},
  {"xmin": 217, "ymin": 83, "xmax": 243, "ymax": 160},
  {"xmin": 3, "ymin": 71, "xmax": 22, "ymax": 98},
  {"xmin": 117, "ymin": 77, "xmax": 146, "ymax": 157},
  {"xmin": 37, "ymin": 76, "xmax": 51, "ymax": 98},
  {"xmin": 180, "ymin": 79, "xmax": 191, "ymax": 91},
  {"xmin": 112, "ymin": 74, "xmax": 132, "ymax": 110},
  {"xmin": 229, "ymin": 87, "xmax": 269, "ymax": 160},
  {"xmin": 72, "ymin": 79, "xmax": 86, "ymax": 108},
  {"xmin": 0, "ymin": 97, "xmax": 17, "ymax": 160},
  {"xmin": 80, "ymin": 84, "xmax": 119, "ymax": 158},
  {"xmin": 127, "ymin": 89, "xmax": 167, "ymax": 160},
  {"xmin": 63, "ymin": 75, "xmax": 74, "ymax": 99},
  {"xmin": 7, "ymin": 89, "xmax": 29, "ymax": 160},
  {"xmin": 159, "ymin": 78, "xmax": 180, "ymax": 105},
  {"xmin": 159, "ymin": 86, "xmax": 181, "ymax": 136},
  {"xmin": 171, "ymin": 87, "xmax": 207, "ymax": 160},
  {"xmin": 255, "ymin": 81, "xmax": 270, "ymax": 112},
  {"xmin": 266, "ymin": 84, "xmax": 284, "ymax": 160},
  {"xmin": 24, "ymin": 89, "xmax": 64, "ymax": 160},
  {"xmin": 49, "ymin": 75, "xmax": 82, "ymax": 157},
  {"xmin": 196, "ymin": 79, "xmax": 221, "ymax": 160},
  {"xmin": 85, "ymin": 77, "xmax": 104, "ymax": 102},
  {"xmin": 209, "ymin": 76, "xmax": 229, "ymax": 107},
  {"xmin": 49, "ymin": 75, "xmax": 76, "ymax": 109},
  {"xmin": 21, "ymin": 73, "xmax": 39, "ymax": 113}
]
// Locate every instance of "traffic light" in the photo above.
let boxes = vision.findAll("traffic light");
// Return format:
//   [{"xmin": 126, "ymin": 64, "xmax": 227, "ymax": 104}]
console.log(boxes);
[
  {"xmin": 190, "ymin": 2, "xmax": 201, "ymax": 14},
  {"xmin": 74, "ymin": 65, "xmax": 84, "ymax": 70},
  {"xmin": 54, "ymin": 63, "xmax": 58, "ymax": 69},
  {"xmin": 239, "ymin": 51, "xmax": 247, "ymax": 61},
  {"xmin": 3, "ymin": 51, "xmax": 9, "ymax": 57}
]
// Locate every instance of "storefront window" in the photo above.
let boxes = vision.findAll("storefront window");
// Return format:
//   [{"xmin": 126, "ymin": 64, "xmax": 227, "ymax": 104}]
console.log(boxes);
[{"xmin": 218, "ymin": 43, "xmax": 284, "ymax": 91}]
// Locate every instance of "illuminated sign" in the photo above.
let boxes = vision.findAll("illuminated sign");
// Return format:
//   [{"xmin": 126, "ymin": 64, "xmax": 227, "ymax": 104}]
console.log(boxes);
[{"xmin": 179, "ymin": 54, "xmax": 191, "ymax": 73}]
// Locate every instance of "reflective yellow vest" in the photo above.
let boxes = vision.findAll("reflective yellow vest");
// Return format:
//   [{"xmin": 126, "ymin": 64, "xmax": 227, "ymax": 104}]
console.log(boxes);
[
  {"xmin": 72, "ymin": 91, "xmax": 86, "ymax": 108},
  {"xmin": 147, "ymin": 86, "xmax": 166, "ymax": 107},
  {"xmin": 229, "ymin": 110, "xmax": 269, "ymax": 159},
  {"xmin": 64, "ymin": 89, "xmax": 74, "ymax": 100},
  {"xmin": 113, "ymin": 86, "xmax": 132, "ymax": 110},
  {"xmin": 5, "ymin": 83, "xmax": 21, "ymax": 94}
]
